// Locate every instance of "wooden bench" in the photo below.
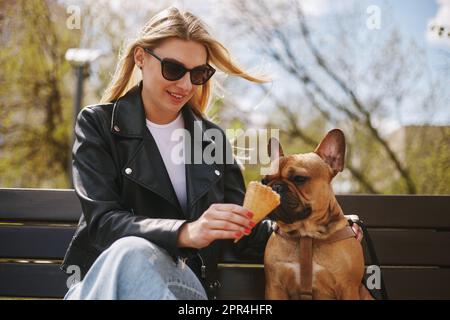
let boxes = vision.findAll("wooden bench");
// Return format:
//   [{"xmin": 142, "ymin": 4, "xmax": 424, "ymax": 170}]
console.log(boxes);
[{"xmin": 1, "ymin": 188, "xmax": 449, "ymax": 299}]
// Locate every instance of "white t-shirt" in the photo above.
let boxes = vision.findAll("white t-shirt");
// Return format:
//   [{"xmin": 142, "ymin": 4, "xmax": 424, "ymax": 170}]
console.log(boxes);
[{"xmin": 146, "ymin": 112, "xmax": 187, "ymax": 213}]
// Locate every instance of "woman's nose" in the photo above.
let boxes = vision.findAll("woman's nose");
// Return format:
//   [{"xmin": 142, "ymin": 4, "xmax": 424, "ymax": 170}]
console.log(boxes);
[{"xmin": 176, "ymin": 72, "xmax": 193, "ymax": 92}]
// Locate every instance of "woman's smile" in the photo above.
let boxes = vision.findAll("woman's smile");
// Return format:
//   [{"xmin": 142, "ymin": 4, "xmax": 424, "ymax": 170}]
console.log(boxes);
[{"xmin": 166, "ymin": 90, "xmax": 187, "ymax": 104}]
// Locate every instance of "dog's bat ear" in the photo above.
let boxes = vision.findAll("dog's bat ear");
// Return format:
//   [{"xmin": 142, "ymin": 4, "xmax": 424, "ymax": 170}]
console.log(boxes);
[
  {"xmin": 268, "ymin": 137, "xmax": 284, "ymax": 161},
  {"xmin": 314, "ymin": 129, "xmax": 346, "ymax": 178}
]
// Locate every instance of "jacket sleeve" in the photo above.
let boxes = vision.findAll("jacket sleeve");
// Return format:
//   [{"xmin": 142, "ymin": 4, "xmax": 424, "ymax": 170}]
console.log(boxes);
[
  {"xmin": 221, "ymin": 132, "xmax": 274, "ymax": 259},
  {"xmin": 72, "ymin": 107, "xmax": 196, "ymax": 259}
]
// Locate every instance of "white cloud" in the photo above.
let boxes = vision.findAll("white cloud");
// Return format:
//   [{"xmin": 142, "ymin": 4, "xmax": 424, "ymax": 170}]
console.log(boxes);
[
  {"xmin": 434, "ymin": 0, "xmax": 450, "ymax": 24},
  {"xmin": 427, "ymin": 0, "xmax": 450, "ymax": 47},
  {"xmin": 299, "ymin": 0, "xmax": 355, "ymax": 17},
  {"xmin": 300, "ymin": 0, "xmax": 330, "ymax": 16}
]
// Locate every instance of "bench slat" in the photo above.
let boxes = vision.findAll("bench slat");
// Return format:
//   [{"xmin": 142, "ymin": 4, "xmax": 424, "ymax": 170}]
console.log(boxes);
[
  {"xmin": 222, "ymin": 229, "xmax": 450, "ymax": 267},
  {"xmin": 1, "ymin": 189, "xmax": 450, "ymax": 229},
  {"xmin": 362, "ymin": 229, "xmax": 450, "ymax": 267},
  {"xmin": 1, "ymin": 263, "xmax": 449, "ymax": 300},
  {"xmin": 0, "ymin": 226, "xmax": 75, "ymax": 260},
  {"xmin": 217, "ymin": 267, "xmax": 450, "ymax": 300},
  {"xmin": 338, "ymin": 195, "xmax": 450, "ymax": 229},
  {"xmin": 0, "ymin": 189, "xmax": 80, "ymax": 222},
  {"xmin": 0, "ymin": 263, "xmax": 68, "ymax": 298},
  {"xmin": 2, "ymin": 225, "xmax": 450, "ymax": 267}
]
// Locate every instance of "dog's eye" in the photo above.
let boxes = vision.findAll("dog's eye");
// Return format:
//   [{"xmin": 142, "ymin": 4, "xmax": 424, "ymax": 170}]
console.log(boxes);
[
  {"xmin": 261, "ymin": 178, "xmax": 269, "ymax": 185},
  {"xmin": 292, "ymin": 175, "xmax": 309, "ymax": 185}
]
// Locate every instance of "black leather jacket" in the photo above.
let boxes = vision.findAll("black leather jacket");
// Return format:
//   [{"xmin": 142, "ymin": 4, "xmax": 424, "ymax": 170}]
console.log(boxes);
[{"xmin": 61, "ymin": 82, "xmax": 274, "ymax": 299}]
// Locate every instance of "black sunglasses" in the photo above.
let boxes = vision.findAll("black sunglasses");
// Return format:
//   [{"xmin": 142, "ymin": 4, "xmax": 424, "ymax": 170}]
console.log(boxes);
[{"xmin": 143, "ymin": 48, "xmax": 215, "ymax": 85}]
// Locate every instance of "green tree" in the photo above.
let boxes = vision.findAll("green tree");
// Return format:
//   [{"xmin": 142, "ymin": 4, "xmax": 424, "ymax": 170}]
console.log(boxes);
[{"xmin": 0, "ymin": 0, "xmax": 80, "ymax": 187}]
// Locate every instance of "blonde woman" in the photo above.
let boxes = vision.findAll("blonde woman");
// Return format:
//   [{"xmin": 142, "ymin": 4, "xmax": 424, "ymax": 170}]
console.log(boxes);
[{"xmin": 62, "ymin": 7, "xmax": 273, "ymax": 300}]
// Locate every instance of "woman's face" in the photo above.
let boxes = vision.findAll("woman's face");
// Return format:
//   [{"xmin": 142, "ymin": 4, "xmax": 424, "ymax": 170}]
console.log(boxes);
[{"xmin": 135, "ymin": 37, "xmax": 208, "ymax": 121}]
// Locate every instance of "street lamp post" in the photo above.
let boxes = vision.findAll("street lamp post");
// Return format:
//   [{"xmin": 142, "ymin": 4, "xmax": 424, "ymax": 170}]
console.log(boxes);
[{"xmin": 65, "ymin": 48, "xmax": 102, "ymax": 188}]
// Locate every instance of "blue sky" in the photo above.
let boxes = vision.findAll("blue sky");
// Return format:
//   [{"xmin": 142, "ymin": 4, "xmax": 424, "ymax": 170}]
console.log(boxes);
[
  {"xmin": 388, "ymin": 0, "xmax": 437, "ymax": 38},
  {"xmin": 375, "ymin": 0, "xmax": 449, "ymax": 72},
  {"xmin": 204, "ymin": 0, "xmax": 450, "ymax": 128},
  {"xmin": 63, "ymin": 0, "xmax": 449, "ymax": 127},
  {"xmin": 359, "ymin": 0, "xmax": 449, "ymax": 126}
]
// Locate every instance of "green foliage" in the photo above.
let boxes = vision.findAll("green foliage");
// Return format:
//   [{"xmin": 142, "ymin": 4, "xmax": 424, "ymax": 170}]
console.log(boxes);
[
  {"xmin": 0, "ymin": 0, "xmax": 80, "ymax": 188},
  {"xmin": 350, "ymin": 125, "xmax": 450, "ymax": 195},
  {"xmin": 400, "ymin": 126, "xmax": 450, "ymax": 194}
]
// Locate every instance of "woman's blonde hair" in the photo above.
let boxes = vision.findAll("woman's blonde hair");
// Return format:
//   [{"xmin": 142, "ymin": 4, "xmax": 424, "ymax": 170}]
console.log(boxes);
[{"xmin": 101, "ymin": 6, "xmax": 269, "ymax": 117}]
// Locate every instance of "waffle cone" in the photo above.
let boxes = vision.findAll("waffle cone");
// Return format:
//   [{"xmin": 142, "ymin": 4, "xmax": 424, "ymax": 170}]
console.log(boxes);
[{"xmin": 235, "ymin": 181, "xmax": 280, "ymax": 242}]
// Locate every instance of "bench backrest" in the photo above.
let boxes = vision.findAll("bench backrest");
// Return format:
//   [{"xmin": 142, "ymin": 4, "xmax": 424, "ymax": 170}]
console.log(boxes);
[{"xmin": 1, "ymin": 188, "xmax": 449, "ymax": 299}]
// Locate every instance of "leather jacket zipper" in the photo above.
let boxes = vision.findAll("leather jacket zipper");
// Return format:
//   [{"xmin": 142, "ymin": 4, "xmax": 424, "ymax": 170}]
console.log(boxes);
[{"xmin": 197, "ymin": 252, "xmax": 206, "ymax": 279}]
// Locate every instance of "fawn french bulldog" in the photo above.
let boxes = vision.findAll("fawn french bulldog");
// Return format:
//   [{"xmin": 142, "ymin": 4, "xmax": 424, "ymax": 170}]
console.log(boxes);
[{"xmin": 263, "ymin": 129, "xmax": 373, "ymax": 300}]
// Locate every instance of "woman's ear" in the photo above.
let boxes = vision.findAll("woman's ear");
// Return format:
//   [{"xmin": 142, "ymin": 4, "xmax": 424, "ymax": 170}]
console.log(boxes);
[{"xmin": 134, "ymin": 47, "xmax": 144, "ymax": 70}]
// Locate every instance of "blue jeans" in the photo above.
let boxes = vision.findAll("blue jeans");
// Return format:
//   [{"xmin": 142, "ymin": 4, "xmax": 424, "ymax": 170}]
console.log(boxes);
[{"xmin": 63, "ymin": 236, "xmax": 208, "ymax": 300}]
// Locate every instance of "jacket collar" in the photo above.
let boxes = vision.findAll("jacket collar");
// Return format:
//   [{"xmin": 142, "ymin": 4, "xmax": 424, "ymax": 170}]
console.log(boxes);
[
  {"xmin": 110, "ymin": 82, "xmax": 148, "ymax": 138},
  {"xmin": 111, "ymin": 82, "xmax": 219, "ymax": 218}
]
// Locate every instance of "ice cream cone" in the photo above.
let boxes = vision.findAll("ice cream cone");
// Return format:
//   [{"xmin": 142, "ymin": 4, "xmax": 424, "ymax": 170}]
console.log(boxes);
[{"xmin": 235, "ymin": 181, "xmax": 280, "ymax": 242}]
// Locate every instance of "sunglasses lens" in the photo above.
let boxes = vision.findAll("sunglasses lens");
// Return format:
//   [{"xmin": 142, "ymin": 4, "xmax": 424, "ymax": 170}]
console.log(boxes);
[
  {"xmin": 162, "ymin": 61, "xmax": 186, "ymax": 81},
  {"xmin": 160, "ymin": 59, "xmax": 216, "ymax": 85},
  {"xmin": 191, "ymin": 66, "xmax": 215, "ymax": 85}
]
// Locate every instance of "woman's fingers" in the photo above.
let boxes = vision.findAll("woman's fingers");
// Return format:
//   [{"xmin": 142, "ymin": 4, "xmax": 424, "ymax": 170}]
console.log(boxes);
[
  {"xmin": 209, "ymin": 229, "xmax": 244, "ymax": 240},
  {"xmin": 214, "ymin": 209, "xmax": 255, "ymax": 229},
  {"xmin": 207, "ymin": 219, "xmax": 252, "ymax": 235},
  {"xmin": 209, "ymin": 204, "xmax": 254, "ymax": 228},
  {"xmin": 198, "ymin": 203, "xmax": 257, "ymax": 243},
  {"xmin": 213, "ymin": 203, "xmax": 253, "ymax": 219}
]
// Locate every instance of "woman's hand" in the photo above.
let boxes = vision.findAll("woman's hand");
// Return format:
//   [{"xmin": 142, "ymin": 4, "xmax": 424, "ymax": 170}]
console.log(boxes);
[
  {"xmin": 177, "ymin": 203, "xmax": 255, "ymax": 249},
  {"xmin": 352, "ymin": 223, "xmax": 364, "ymax": 242}
]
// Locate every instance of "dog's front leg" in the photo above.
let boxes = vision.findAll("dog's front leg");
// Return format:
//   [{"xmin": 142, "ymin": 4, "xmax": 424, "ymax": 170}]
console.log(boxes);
[
  {"xmin": 265, "ymin": 281, "xmax": 290, "ymax": 300},
  {"xmin": 338, "ymin": 285, "xmax": 361, "ymax": 300}
]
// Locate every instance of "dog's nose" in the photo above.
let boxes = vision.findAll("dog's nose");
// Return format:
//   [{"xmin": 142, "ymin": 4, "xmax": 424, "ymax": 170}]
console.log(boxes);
[{"xmin": 271, "ymin": 183, "xmax": 284, "ymax": 195}]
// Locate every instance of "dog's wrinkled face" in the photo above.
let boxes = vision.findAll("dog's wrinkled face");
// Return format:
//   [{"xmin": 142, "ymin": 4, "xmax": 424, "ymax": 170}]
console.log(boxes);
[
  {"xmin": 264, "ymin": 153, "xmax": 334, "ymax": 230},
  {"xmin": 264, "ymin": 129, "xmax": 346, "ymax": 233}
]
